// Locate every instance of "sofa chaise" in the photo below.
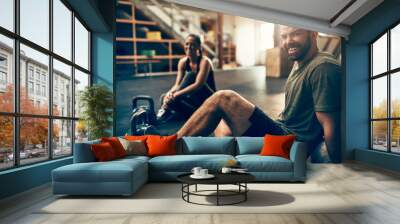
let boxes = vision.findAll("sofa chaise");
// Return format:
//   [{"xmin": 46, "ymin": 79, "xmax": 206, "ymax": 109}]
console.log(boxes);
[{"xmin": 52, "ymin": 137, "xmax": 307, "ymax": 196}]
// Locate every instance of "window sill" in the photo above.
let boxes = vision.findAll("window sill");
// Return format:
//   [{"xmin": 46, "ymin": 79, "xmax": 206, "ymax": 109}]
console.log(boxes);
[{"xmin": 0, "ymin": 156, "xmax": 72, "ymax": 175}]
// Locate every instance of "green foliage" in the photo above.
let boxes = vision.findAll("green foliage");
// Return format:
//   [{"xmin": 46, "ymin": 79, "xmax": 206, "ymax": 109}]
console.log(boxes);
[{"xmin": 79, "ymin": 84, "xmax": 113, "ymax": 140}]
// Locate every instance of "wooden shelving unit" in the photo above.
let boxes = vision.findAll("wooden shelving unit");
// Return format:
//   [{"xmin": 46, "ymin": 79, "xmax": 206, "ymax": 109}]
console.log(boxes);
[{"xmin": 116, "ymin": 0, "xmax": 185, "ymax": 76}]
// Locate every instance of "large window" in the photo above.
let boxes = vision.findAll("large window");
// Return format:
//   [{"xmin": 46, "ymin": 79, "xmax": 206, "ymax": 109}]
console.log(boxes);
[
  {"xmin": 0, "ymin": 0, "xmax": 91, "ymax": 171},
  {"xmin": 370, "ymin": 23, "xmax": 400, "ymax": 154},
  {"xmin": 0, "ymin": 0, "xmax": 14, "ymax": 32}
]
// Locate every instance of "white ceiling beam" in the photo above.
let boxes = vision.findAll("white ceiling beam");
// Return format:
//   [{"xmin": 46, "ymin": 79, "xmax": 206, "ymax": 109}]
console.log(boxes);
[
  {"xmin": 165, "ymin": 0, "xmax": 351, "ymax": 37},
  {"xmin": 330, "ymin": 0, "xmax": 368, "ymax": 28}
]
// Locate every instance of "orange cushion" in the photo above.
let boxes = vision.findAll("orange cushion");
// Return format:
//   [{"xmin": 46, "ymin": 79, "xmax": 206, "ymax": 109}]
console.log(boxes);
[
  {"xmin": 91, "ymin": 142, "xmax": 118, "ymax": 161},
  {"xmin": 259, "ymin": 134, "xmax": 296, "ymax": 159},
  {"xmin": 124, "ymin": 135, "xmax": 148, "ymax": 141},
  {"xmin": 146, "ymin": 135, "xmax": 177, "ymax": 157},
  {"xmin": 101, "ymin": 137, "xmax": 127, "ymax": 158}
]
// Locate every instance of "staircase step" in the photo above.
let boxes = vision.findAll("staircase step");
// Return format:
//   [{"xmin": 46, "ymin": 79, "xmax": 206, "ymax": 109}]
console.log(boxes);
[
  {"xmin": 116, "ymin": 55, "xmax": 184, "ymax": 60},
  {"xmin": 118, "ymin": 0, "xmax": 132, "ymax": 6},
  {"xmin": 116, "ymin": 37, "xmax": 180, "ymax": 43},
  {"xmin": 116, "ymin": 19, "xmax": 157, "ymax": 26}
]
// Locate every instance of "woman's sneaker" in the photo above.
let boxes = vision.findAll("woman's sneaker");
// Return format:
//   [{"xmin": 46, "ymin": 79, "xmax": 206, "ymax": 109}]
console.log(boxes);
[{"xmin": 156, "ymin": 108, "xmax": 175, "ymax": 123}]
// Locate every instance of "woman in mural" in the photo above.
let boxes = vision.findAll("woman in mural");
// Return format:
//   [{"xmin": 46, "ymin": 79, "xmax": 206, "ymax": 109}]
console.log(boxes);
[{"xmin": 157, "ymin": 34, "xmax": 216, "ymax": 123}]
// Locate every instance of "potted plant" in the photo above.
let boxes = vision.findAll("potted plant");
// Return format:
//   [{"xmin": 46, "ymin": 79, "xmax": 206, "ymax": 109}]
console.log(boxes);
[{"xmin": 79, "ymin": 84, "xmax": 113, "ymax": 140}]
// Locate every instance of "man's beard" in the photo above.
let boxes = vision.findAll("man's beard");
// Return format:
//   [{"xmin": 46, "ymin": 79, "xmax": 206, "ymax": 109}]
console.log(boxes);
[{"xmin": 287, "ymin": 36, "xmax": 311, "ymax": 61}]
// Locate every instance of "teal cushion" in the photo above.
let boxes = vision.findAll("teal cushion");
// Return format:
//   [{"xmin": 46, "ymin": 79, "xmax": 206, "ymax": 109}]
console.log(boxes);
[
  {"xmin": 149, "ymin": 154, "xmax": 235, "ymax": 172},
  {"xmin": 236, "ymin": 137, "xmax": 263, "ymax": 155},
  {"xmin": 236, "ymin": 155, "xmax": 293, "ymax": 172},
  {"xmin": 116, "ymin": 155, "xmax": 150, "ymax": 163},
  {"xmin": 181, "ymin": 137, "xmax": 235, "ymax": 155},
  {"xmin": 52, "ymin": 159, "xmax": 147, "ymax": 183}
]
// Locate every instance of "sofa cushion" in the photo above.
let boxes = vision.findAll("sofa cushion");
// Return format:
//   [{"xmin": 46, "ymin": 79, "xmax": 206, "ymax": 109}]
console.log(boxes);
[
  {"xmin": 147, "ymin": 135, "xmax": 177, "ymax": 157},
  {"xmin": 118, "ymin": 138, "xmax": 147, "ymax": 156},
  {"xmin": 115, "ymin": 155, "xmax": 150, "ymax": 163},
  {"xmin": 52, "ymin": 159, "xmax": 147, "ymax": 183},
  {"xmin": 235, "ymin": 137, "xmax": 263, "ymax": 155},
  {"xmin": 236, "ymin": 155, "xmax": 293, "ymax": 172},
  {"xmin": 181, "ymin": 137, "xmax": 235, "ymax": 155},
  {"xmin": 148, "ymin": 154, "xmax": 235, "ymax": 172},
  {"xmin": 260, "ymin": 134, "xmax": 296, "ymax": 159},
  {"xmin": 101, "ymin": 137, "xmax": 127, "ymax": 158},
  {"xmin": 91, "ymin": 142, "xmax": 118, "ymax": 161},
  {"xmin": 124, "ymin": 135, "xmax": 148, "ymax": 142}
]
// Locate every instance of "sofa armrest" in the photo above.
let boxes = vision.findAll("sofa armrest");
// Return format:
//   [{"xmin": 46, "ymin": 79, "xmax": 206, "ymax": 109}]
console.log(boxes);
[
  {"xmin": 73, "ymin": 141, "xmax": 99, "ymax": 163},
  {"xmin": 289, "ymin": 141, "xmax": 308, "ymax": 182}
]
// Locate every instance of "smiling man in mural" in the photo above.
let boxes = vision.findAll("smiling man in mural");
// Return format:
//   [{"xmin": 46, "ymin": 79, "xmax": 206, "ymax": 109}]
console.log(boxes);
[{"xmin": 176, "ymin": 26, "xmax": 342, "ymax": 163}]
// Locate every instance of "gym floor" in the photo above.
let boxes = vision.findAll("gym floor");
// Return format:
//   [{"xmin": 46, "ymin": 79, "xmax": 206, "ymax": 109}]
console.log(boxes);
[{"xmin": 115, "ymin": 66, "xmax": 286, "ymax": 136}]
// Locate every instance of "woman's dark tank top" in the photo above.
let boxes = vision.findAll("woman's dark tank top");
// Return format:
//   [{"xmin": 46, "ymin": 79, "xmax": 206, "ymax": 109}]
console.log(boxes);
[{"xmin": 184, "ymin": 57, "xmax": 216, "ymax": 91}]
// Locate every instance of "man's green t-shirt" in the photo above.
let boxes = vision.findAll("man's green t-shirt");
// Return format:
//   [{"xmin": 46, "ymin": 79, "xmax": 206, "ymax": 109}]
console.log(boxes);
[{"xmin": 277, "ymin": 52, "xmax": 341, "ymax": 142}]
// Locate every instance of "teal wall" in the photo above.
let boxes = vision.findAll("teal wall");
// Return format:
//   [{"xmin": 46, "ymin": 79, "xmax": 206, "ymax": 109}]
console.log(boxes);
[
  {"xmin": 92, "ymin": 32, "xmax": 114, "ymax": 88},
  {"xmin": 346, "ymin": 0, "xmax": 400, "ymax": 171},
  {"xmin": 92, "ymin": 32, "xmax": 115, "ymax": 135},
  {"xmin": 0, "ymin": 1, "xmax": 115, "ymax": 200},
  {"xmin": 0, "ymin": 158, "xmax": 72, "ymax": 199}
]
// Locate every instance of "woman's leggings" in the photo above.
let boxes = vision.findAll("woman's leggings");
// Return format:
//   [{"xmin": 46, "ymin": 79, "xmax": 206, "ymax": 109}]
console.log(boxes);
[{"xmin": 161, "ymin": 72, "xmax": 214, "ymax": 118}]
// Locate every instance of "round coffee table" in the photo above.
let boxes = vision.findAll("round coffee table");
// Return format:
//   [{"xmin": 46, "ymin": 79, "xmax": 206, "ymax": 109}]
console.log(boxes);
[{"xmin": 177, "ymin": 172, "xmax": 255, "ymax": 206}]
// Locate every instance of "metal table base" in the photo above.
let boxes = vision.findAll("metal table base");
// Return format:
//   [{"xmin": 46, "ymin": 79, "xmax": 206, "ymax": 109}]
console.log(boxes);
[{"xmin": 181, "ymin": 183, "xmax": 249, "ymax": 206}]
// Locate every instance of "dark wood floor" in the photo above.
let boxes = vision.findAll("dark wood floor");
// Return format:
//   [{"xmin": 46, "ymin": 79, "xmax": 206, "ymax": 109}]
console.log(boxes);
[{"xmin": 115, "ymin": 66, "xmax": 286, "ymax": 136}]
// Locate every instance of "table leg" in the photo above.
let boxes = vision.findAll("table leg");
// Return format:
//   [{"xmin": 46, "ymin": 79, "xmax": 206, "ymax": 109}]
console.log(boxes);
[
  {"xmin": 187, "ymin": 184, "xmax": 190, "ymax": 202},
  {"xmin": 195, "ymin": 184, "xmax": 197, "ymax": 192},
  {"xmin": 181, "ymin": 184, "xmax": 183, "ymax": 199},
  {"xmin": 245, "ymin": 183, "xmax": 247, "ymax": 201},
  {"xmin": 217, "ymin": 184, "xmax": 219, "ymax": 206}
]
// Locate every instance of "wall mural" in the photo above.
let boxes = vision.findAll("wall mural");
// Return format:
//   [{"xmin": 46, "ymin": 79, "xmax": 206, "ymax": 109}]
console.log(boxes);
[{"xmin": 115, "ymin": 0, "xmax": 342, "ymax": 163}]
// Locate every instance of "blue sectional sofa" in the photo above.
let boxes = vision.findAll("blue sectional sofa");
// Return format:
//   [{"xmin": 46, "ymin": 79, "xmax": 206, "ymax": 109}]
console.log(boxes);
[{"xmin": 52, "ymin": 137, "xmax": 307, "ymax": 196}]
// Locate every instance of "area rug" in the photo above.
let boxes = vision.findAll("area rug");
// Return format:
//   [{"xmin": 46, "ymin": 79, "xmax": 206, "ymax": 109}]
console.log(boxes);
[{"xmin": 37, "ymin": 183, "xmax": 361, "ymax": 214}]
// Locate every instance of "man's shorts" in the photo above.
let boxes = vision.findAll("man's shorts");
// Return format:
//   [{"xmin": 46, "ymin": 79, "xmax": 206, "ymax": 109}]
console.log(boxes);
[{"xmin": 242, "ymin": 106, "xmax": 290, "ymax": 137}]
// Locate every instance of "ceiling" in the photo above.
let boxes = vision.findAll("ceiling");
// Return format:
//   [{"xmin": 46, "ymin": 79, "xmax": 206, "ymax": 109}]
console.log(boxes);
[
  {"xmin": 66, "ymin": 0, "xmax": 115, "ymax": 32},
  {"xmin": 166, "ymin": 0, "xmax": 384, "ymax": 38},
  {"xmin": 225, "ymin": 0, "xmax": 358, "ymax": 25}
]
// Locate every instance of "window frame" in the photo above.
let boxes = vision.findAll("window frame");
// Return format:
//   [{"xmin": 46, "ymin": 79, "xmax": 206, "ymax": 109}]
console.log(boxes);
[
  {"xmin": 0, "ymin": 53, "xmax": 7, "ymax": 67},
  {"xmin": 0, "ymin": 0, "xmax": 92, "ymax": 171},
  {"xmin": 0, "ymin": 53, "xmax": 7, "ymax": 87},
  {"xmin": 369, "ymin": 20, "xmax": 400, "ymax": 154},
  {"xmin": 0, "ymin": 70, "xmax": 7, "ymax": 85}
]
